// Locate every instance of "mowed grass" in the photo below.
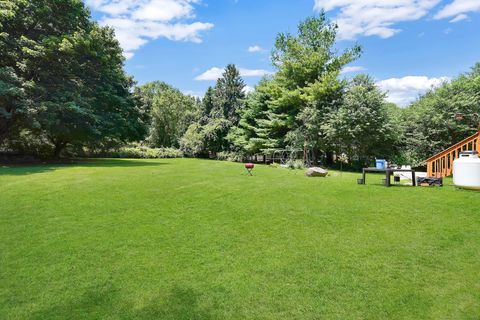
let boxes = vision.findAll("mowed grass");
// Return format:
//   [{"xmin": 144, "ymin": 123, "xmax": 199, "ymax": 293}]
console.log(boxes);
[{"xmin": 1, "ymin": 158, "xmax": 479, "ymax": 319}]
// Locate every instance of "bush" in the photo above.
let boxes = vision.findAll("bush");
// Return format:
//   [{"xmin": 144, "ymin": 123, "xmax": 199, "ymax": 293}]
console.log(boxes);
[
  {"xmin": 285, "ymin": 159, "xmax": 305, "ymax": 170},
  {"xmin": 106, "ymin": 145, "xmax": 183, "ymax": 159},
  {"xmin": 179, "ymin": 123, "xmax": 206, "ymax": 157},
  {"xmin": 216, "ymin": 151, "xmax": 245, "ymax": 162},
  {"xmin": 215, "ymin": 152, "xmax": 229, "ymax": 161},
  {"xmin": 1, "ymin": 129, "xmax": 54, "ymax": 158}
]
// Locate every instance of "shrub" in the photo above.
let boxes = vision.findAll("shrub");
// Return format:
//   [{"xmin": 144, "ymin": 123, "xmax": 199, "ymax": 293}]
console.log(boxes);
[
  {"xmin": 293, "ymin": 159, "xmax": 305, "ymax": 170},
  {"xmin": 216, "ymin": 151, "xmax": 245, "ymax": 162},
  {"xmin": 1, "ymin": 130, "xmax": 54, "ymax": 158},
  {"xmin": 179, "ymin": 123, "xmax": 206, "ymax": 157},
  {"xmin": 285, "ymin": 159, "xmax": 305, "ymax": 170},
  {"xmin": 106, "ymin": 145, "xmax": 183, "ymax": 159},
  {"xmin": 215, "ymin": 152, "xmax": 230, "ymax": 161}
]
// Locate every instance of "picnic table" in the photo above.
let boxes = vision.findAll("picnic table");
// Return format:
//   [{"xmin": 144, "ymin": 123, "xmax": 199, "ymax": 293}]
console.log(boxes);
[{"xmin": 361, "ymin": 167, "xmax": 416, "ymax": 187}]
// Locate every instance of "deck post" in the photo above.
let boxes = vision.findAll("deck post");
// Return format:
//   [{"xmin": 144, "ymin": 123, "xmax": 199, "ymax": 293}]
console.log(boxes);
[{"xmin": 477, "ymin": 131, "xmax": 480, "ymax": 152}]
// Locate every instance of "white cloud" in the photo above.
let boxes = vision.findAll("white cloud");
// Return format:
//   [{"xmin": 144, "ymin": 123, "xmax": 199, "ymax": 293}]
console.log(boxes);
[
  {"xmin": 239, "ymin": 68, "xmax": 272, "ymax": 77},
  {"xmin": 449, "ymin": 13, "xmax": 469, "ymax": 22},
  {"xmin": 248, "ymin": 45, "xmax": 264, "ymax": 53},
  {"xmin": 182, "ymin": 86, "xmax": 254, "ymax": 99},
  {"xmin": 194, "ymin": 67, "xmax": 224, "ymax": 81},
  {"xmin": 183, "ymin": 90, "xmax": 202, "ymax": 98},
  {"xmin": 132, "ymin": 0, "xmax": 195, "ymax": 21},
  {"xmin": 243, "ymin": 86, "xmax": 255, "ymax": 94},
  {"xmin": 123, "ymin": 52, "xmax": 135, "ymax": 60},
  {"xmin": 434, "ymin": 0, "xmax": 480, "ymax": 20},
  {"xmin": 376, "ymin": 76, "xmax": 450, "ymax": 106},
  {"xmin": 195, "ymin": 67, "xmax": 273, "ymax": 81},
  {"xmin": 85, "ymin": 0, "xmax": 213, "ymax": 59},
  {"xmin": 340, "ymin": 66, "xmax": 366, "ymax": 74},
  {"xmin": 314, "ymin": 0, "xmax": 442, "ymax": 40}
]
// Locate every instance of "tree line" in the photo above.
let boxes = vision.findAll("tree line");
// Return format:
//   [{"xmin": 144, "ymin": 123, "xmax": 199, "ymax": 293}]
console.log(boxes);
[
  {"xmin": 136, "ymin": 15, "xmax": 480, "ymax": 168},
  {"xmin": 1, "ymin": 1, "xmax": 479, "ymax": 168}
]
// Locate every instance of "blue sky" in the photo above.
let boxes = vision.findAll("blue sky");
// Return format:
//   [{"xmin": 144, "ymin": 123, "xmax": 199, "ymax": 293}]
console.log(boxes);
[{"xmin": 85, "ymin": 0, "xmax": 480, "ymax": 106}]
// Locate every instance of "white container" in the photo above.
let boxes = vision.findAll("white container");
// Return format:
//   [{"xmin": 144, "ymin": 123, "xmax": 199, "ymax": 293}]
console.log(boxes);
[{"xmin": 453, "ymin": 151, "xmax": 480, "ymax": 190}]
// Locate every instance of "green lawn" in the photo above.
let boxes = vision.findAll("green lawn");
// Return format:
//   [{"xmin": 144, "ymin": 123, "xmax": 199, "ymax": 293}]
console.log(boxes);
[{"xmin": 1, "ymin": 158, "xmax": 479, "ymax": 319}]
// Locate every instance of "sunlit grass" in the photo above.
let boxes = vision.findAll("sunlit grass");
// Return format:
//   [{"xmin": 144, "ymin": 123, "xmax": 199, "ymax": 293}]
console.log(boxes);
[{"xmin": 1, "ymin": 158, "xmax": 479, "ymax": 319}]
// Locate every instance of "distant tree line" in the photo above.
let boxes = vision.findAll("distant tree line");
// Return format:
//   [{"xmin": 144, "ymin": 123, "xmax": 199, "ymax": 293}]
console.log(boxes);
[
  {"xmin": 1, "ymin": 1, "xmax": 479, "ymax": 168},
  {"xmin": 135, "ymin": 14, "xmax": 480, "ymax": 168}
]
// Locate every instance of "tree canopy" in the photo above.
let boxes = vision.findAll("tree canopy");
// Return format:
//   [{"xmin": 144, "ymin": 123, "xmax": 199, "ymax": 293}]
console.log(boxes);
[
  {"xmin": 180, "ymin": 64, "xmax": 246, "ymax": 156},
  {"xmin": 1, "ymin": 5, "xmax": 479, "ymax": 167},
  {"xmin": 324, "ymin": 75, "xmax": 397, "ymax": 165},
  {"xmin": 0, "ymin": 0, "xmax": 146, "ymax": 156},
  {"xmin": 230, "ymin": 13, "xmax": 361, "ymax": 163},
  {"xmin": 399, "ymin": 64, "xmax": 480, "ymax": 164},
  {"xmin": 135, "ymin": 81, "xmax": 199, "ymax": 148}
]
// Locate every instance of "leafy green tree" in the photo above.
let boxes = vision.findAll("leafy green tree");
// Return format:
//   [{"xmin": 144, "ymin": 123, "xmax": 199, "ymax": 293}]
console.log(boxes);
[
  {"xmin": 227, "ymin": 81, "xmax": 273, "ymax": 153},
  {"xmin": 133, "ymin": 81, "xmax": 172, "ymax": 118},
  {"xmin": 287, "ymin": 72, "xmax": 345, "ymax": 163},
  {"xmin": 0, "ymin": 68, "xmax": 27, "ymax": 141},
  {"xmin": 181, "ymin": 64, "xmax": 245, "ymax": 155},
  {"xmin": 272, "ymin": 15, "xmax": 360, "ymax": 89},
  {"xmin": 323, "ymin": 75, "xmax": 397, "ymax": 166},
  {"xmin": 200, "ymin": 87, "xmax": 215, "ymax": 122},
  {"xmin": 401, "ymin": 64, "xmax": 480, "ymax": 164},
  {"xmin": 179, "ymin": 123, "xmax": 205, "ymax": 157},
  {"xmin": 234, "ymin": 13, "xmax": 361, "ymax": 163},
  {"xmin": 212, "ymin": 64, "xmax": 246, "ymax": 122},
  {"xmin": 0, "ymin": 0, "xmax": 146, "ymax": 156},
  {"xmin": 0, "ymin": 0, "xmax": 90, "ymax": 145},
  {"xmin": 136, "ymin": 81, "xmax": 199, "ymax": 148},
  {"xmin": 231, "ymin": 78, "xmax": 290, "ymax": 152}
]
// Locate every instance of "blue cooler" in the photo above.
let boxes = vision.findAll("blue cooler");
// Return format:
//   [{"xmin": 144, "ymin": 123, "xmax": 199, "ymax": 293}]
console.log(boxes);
[{"xmin": 376, "ymin": 159, "xmax": 387, "ymax": 170}]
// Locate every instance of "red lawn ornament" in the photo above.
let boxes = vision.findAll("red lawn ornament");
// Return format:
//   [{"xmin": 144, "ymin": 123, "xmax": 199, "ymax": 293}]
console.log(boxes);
[{"xmin": 245, "ymin": 163, "xmax": 255, "ymax": 176}]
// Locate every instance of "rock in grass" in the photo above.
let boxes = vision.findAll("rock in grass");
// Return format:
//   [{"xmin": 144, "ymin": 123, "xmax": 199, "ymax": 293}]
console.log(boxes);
[{"xmin": 305, "ymin": 167, "xmax": 328, "ymax": 177}]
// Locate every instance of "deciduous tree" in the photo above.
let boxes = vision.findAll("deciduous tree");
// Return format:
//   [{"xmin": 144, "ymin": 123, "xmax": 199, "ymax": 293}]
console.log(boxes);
[
  {"xmin": 323, "ymin": 75, "xmax": 397, "ymax": 166},
  {"xmin": 0, "ymin": 0, "xmax": 146, "ymax": 156},
  {"xmin": 136, "ymin": 81, "xmax": 199, "ymax": 148}
]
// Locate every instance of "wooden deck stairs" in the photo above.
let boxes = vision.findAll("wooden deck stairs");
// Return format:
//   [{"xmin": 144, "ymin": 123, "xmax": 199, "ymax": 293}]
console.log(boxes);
[{"xmin": 425, "ymin": 130, "xmax": 480, "ymax": 178}]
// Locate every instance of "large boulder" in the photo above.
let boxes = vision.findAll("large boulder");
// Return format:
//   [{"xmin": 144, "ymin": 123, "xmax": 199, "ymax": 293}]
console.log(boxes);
[{"xmin": 305, "ymin": 167, "xmax": 328, "ymax": 177}]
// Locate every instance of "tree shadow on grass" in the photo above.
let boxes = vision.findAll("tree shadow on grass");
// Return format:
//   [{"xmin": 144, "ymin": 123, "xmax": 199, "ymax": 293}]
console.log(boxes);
[
  {"xmin": 0, "ymin": 159, "xmax": 168, "ymax": 176},
  {"xmin": 125, "ymin": 287, "xmax": 217, "ymax": 320},
  {"xmin": 0, "ymin": 165, "xmax": 57, "ymax": 176},
  {"xmin": 74, "ymin": 158, "xmax": 170, "ymax": 168},
  {"xmin": 364, "ymin": 183, "xmax": 418, "ymax": 189},
  {"xmin": 29, "ymin": 283, "xmax": 217, "ymax": 320}
]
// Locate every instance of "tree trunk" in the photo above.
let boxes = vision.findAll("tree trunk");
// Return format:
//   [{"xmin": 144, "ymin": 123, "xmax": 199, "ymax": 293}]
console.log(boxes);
[
  {"xmin": 310, "ymin": 149, "xmax": 319, "ymax": 166},
  {"xmin": 53, "ymin": 141, "xmax": 67, "ymax": 158},
  {"xmin": 0, "ymin": 116, "xmax": 12, "ymax": 145},
  {"xmin": 325, "ymin": 150, "xmax": 334, "ymax": 166}
]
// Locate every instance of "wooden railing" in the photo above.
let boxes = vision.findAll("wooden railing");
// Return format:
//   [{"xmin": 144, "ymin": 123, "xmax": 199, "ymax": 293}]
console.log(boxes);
[{"xmin": 425, "ymin": 130, "xmax": 480, "ymax": 177}]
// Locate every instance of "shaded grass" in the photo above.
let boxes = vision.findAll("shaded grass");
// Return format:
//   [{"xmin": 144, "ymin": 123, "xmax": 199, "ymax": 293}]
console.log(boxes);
[
  {"xmin": 1, "ymin": 158, "xmax": 479, "ymax": 319},
  {"xmin": 0, "ymin": 159, "xmax": 167, "ymax": 176}
]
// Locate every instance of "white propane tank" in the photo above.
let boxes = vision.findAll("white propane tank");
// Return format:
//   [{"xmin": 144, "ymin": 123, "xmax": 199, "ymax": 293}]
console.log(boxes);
[{"xmin": 453, "ymin": 151, "xmax": 480, "ymax": 190}]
